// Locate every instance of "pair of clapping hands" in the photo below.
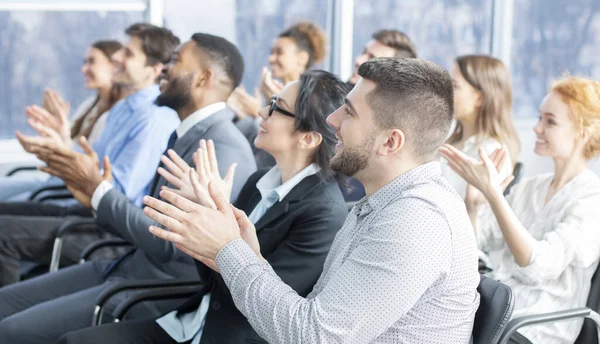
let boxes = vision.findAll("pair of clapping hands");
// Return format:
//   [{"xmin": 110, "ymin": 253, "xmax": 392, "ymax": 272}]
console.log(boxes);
[
  {"xmin": 227, "ymin": 67, "xmax": 283, "ymax": 120},
  {"xmin": 143, "ymin": 139, "xmax": 264, "ymax": 272},
  {"xmin": 439, "ymin": 144, "xmax": 514, "ymax": 207},
  {"xmin": 18, "ymin": 89, "xmax": 73, "ymax": 153}
]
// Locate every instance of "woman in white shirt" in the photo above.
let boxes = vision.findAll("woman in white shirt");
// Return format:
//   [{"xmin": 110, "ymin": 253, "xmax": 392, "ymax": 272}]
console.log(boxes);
[
  {"xmin": 27, "ymin": 39, "xmax": 126, "ymax": 147},
  {"xmin": 1, "ymin": 40, "xmax": 125, "ymax": 200},
  {"xmin": 440, "ymin": 76, "xmax": 600, "ymax": 344},
  {"xmin": 443, "ymin": 55, "xmax": 520, "ymax": 199}
]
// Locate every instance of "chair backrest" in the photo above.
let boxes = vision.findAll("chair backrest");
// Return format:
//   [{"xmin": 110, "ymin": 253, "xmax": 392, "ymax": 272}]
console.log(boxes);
[
  {"xmin": 473, "ymin": 275, "xmax": 515, "ymax": 344},
  {"xmin": 504, "ymin": 162, "xmax": 523, "ymax": 196},
  {"xmin": 574, "ymin": 261, "xmax": 600, "ymax": 343}
]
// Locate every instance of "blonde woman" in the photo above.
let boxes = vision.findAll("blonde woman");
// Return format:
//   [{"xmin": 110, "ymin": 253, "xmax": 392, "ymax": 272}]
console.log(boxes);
[{"xmin": 441, "ymin": 76, "xmax": 600, "ymax": 344}]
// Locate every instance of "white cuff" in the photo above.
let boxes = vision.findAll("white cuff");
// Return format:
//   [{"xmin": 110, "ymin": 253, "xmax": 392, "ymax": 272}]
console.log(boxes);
[{"xmin": 91, "ymin": 180, "xmax": 114, "ymax": 211}]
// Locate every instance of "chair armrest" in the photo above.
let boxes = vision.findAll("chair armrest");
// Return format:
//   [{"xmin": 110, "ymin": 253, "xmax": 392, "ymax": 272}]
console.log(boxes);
[
  {"xmin": 497, "ymin": 307, "xmax": 600, "ymax": 344},
  {"xmin": 28, "ymin": 185, "xmax": 69, "ymax": 201},
  {"xmin": 79, "ymin": 238, "xmax": 133, "ymax": 263},
  {"xmin": 113, "ymin": 285, "xmax": 201, "ymax": 322},
  {"xmin": 37, "ymin": 193, "xmax": 75, "ymax": 202},
  {"xmin": 50, "ymin": 218, "xmax": 101, "ymax": 272},
  {"xmin": 92, "ymin": 278, "xmax": 202, "ymax": 326},
  {"xmin": 6, "ymin": 166, "xmax": 38, "ymax": 176}
]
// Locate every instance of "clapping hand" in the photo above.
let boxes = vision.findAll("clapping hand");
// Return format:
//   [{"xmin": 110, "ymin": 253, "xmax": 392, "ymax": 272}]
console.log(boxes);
[
  {"xmin": 34, "ymin": 136, "xmax": 111, "ymax": 196},
  {"xmin": 439, "ymin": 144, "xmax": 514, "ymax": 198},
  {"xmin": 158, "ymin": 139, "xmax": 236, "ymax": 207},
  {"xmin": 26, "ymin": 105, "xmax": 71, "ymax": 146},
  {"xmin": 42, "ymin": 89, "xmax": 71, "ymax": 119},
  {"xmin": 259, "ymin": 67, "xmax": 284, "ymax": 102},
  {"xmin": 144, "ymin": 182, "xmax": 263, "ymax": 272},
  {"xmin": 227, "ymin": 86, "xmax": 262, "ymax": 120}
]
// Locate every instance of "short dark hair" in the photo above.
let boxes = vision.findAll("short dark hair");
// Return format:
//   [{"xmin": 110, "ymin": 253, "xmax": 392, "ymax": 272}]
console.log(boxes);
[
  {"xmin": 125, "ymin": 23, "xmax": 180, "ymax": 66},
  {"xmin": 294, "ymin": 70, "xmax": 351, "ymax": 183},
  {"xmin": 358, "ymin": 57, "xmax": 453, "ymax": 161},
  {"xmin": 190, "ymin": 33, "xmax": 245, "ymax": 91},
  {"xmin": 372, "ymin": 29, "xmax": 417, "ymax": 59}
]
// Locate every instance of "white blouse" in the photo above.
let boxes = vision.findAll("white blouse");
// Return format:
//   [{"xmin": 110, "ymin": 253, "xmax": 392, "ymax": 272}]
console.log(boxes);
[
  {"xmin": 476, "ymin": 169, "xmax": 600, "ymax": 344},
  {"xmin": 441, "ymin": 136, "xmax": 513, "ymax": 199}
]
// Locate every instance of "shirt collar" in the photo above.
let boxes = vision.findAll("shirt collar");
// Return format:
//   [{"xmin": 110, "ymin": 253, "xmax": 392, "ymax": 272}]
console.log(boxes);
[
  {"xmin": 256, "ymin": 163, "xmax": 321, "ymax": 203},
  {"xmin": 176, "ymin": 102, "xmax": 227, "ymax": 137},
  {"xmin": 125, "ymin": 85, "xmax": 161, "ymax": 111},
  {"xmin": 357, "ymin": 161, "xmax": 442, "ymax": 215}
]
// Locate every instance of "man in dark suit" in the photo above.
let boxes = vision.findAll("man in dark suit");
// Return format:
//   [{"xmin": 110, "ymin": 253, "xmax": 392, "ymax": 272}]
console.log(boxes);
[
  {"xmin": 0, "ymin": 33, "xmax": 256, "ymax": 344},
  {"xmin": 57, "ymin": 68, "xmax": 352, "ymax": 343},
  {"xmin": 57, "ymin": 167, "xmax": 348, "ymax": 344}
]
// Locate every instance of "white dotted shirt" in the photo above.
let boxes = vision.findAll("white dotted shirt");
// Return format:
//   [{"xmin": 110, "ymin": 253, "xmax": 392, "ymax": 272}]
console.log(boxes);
[{"xmin": 216, "ymin": 162, "xmax": 481, "ymax": 344}]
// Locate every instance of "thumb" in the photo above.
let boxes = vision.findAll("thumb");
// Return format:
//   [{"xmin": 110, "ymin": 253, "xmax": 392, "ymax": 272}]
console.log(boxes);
[
  {"xmin": 224, "ymin": 163, "xmax": 237, "ymax": 184},
  {"xmin": 103, "ymin": 156, "xmax": 113, "ymax": 180},
  {"xmin": 208, "ymin": 181, "xmax": 232, "ymax": 215},
  {"xmin": 232, "ymin": 205, "xmax": 249, "ymax": 222}
]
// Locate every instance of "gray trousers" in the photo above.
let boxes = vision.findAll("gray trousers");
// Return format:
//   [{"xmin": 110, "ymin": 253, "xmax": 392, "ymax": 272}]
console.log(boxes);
[
  {"xmin": 0, "ymin": 215, "xmax": 102, "ymax": 286},
  {"xmin": 0, "ymin": 260, "xmax": 127, "ymax": 344}
]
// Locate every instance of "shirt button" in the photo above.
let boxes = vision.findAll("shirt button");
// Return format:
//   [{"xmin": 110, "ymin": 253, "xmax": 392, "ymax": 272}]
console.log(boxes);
[{"xmin": 212, "ymin": 300, "xmax": 221, "ymax": 310}]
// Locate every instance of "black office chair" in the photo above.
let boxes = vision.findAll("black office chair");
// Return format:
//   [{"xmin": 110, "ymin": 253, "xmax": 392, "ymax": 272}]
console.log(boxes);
[
  {"xmin": 497, "ymin": 261, "xmax": 600, "ymax": 344},
  {"xmin": 503, "ymin": 162, "xmax": 523, "ymax": 196},
  {"xmin": 5, "ymin": 165, "xmax": 39, "ymax": 176},
  {"xmin": 473, "ymin": 275, "xmax": 515, "ymax": 344}
]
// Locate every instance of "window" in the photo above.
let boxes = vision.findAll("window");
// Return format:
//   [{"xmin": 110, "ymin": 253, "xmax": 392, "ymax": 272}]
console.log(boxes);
[
  {"xmin": 234, "ymin": 0, "xmax": 333, "ymax": 91},
  {"xmin": 352, "ymin": 0, "xmax": 493, "ymax": 70},
  {"xmin": 0, "ymin": 2, "xmax": 145, "ymax": 139},
  {"xmin": 511, "ymin": 0, "xmax": 600, "ymax": 117}
]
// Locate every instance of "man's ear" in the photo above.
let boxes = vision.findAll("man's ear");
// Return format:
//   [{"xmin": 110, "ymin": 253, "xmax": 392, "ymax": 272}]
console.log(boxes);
[
  {"xmin": 151, "ymin": 63, "xmax": 165, "ymax": 80},
  {"xmin": 376, "ymin": 129, "xmax": 405, "ymax": 156},
  {"xmin": 194, "ymin": 69, "xmax": 213, "ymax": 89}
]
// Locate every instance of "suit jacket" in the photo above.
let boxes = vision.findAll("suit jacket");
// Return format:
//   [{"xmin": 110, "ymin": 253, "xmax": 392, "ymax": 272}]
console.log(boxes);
[
  {"xmin": 175, "ymin": 169, "xmax": 348, "ymax": 344},
  {"xmin": 95, "ymin": 108, "xmax": 257, "ymax": 281}
]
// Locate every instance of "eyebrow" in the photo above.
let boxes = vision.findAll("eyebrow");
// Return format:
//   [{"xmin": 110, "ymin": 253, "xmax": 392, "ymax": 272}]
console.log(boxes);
[
  {"xmin": 345, "ymin": 98, "xmax": 358, "ymax": 115},
  {"xmin": 540, "ymin": 111, "xmax": 557, "ymax": 118},
  {"xmin": 278, "ymin": 98, "xmax": 293, "ymax": 112}
]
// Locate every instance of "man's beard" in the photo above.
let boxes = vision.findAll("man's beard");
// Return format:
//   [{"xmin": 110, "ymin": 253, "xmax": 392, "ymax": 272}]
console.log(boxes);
[
  {"xmin": 330, "ymin": 135, "xmax": 374, "ymax": 177},
  {"xmin": 155, "ymin": 74, "xmax": 193, "ymax": 111}
]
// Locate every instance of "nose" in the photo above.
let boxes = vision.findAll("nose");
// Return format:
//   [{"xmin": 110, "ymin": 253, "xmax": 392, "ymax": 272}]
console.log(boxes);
[
  {"xmin": 533, "ymin": 119, "xmax": 543, "ymax": 135},
  {"xmin": 162, "ymin": 63, "xmax": 170, "ymax": 75},
  {"xmin": 268, "ymin": 53, "xmax": 277, "ymax": 64},
  {"xmin": 258, "ymin": 105, "xmax": 269, "ymax": 121},
  {"xmin": 354, "ymin": 54, "xmax": 367, "ymax": 69},
  {"xmin": 326, "ymin": 106, "xmax": 342, "ymax": 130}
]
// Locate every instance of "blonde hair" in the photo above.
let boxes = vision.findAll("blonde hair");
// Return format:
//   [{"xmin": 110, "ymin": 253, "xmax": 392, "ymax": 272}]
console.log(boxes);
[
  {"xmin": 447, "ymin": 55, "xmax": 521, "ymax": 164},
  {"xmin": 552, "ymin": 76, "xmax": 600, "ymax": 159}
]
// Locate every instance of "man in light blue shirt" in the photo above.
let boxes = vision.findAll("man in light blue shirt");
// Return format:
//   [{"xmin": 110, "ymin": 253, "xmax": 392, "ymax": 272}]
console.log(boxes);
[{"xmin": 0, "ymin": 23, "xmax": 181, "ymax": 286}]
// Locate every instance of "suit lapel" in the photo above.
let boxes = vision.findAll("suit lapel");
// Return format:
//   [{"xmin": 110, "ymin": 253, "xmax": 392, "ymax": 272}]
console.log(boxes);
[
  {"xmin": 253, "ymin": 174, "xmax": 322, "ymax": 232},
  {"xmin": 151, "ymin": 109, "xmax": 236, "ymax": 196}
]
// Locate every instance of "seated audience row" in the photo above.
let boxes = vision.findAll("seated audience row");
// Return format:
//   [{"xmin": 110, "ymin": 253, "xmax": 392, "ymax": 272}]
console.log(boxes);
[
  {"xmin": 0, "ymin": 20, "xmax": 598, "ymax": 344},
  {"xmin": 0, "ymin": 40, "xmax": 125, "ymax": 201}
]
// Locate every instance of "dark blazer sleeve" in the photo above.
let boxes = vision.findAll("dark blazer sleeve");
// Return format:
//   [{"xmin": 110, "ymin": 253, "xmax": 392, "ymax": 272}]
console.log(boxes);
[
  {"xmin": 95, "ymin": 122, "xmax": 257, "ymax": 264},
  {"xmin": 95, "ymin": 188, "xmax": 179, "ymax": 261},
  {"xmin": 261, "ymin": 200, "xmax": 347, "ymax": 296}
]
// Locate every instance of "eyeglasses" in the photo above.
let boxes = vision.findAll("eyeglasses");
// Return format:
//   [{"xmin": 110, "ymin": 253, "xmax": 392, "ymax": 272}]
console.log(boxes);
[{"xmin": 268, "ymin": 96, "xmax": 295, "ymax": 118}]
